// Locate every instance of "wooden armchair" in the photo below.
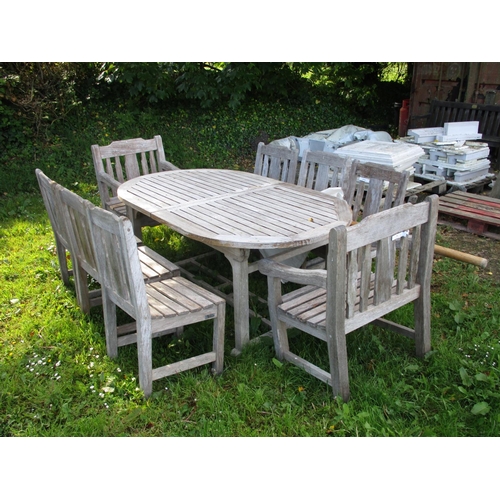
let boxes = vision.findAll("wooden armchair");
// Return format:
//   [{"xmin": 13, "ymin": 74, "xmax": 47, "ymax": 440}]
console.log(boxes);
[
  {"xmin": 87, "ymin": 204, "xmax": 226, "ymax": 397},
  {"xmin": 259, "ymin": 196, "xmax": 439, "ymax": 401},
  {"xmin": 91, "ymin": 135, "xmax": 178, "ymax": 237},
  {"xmin": 254, "ymin": 142, "xmax": 299, "ymax": 184}
]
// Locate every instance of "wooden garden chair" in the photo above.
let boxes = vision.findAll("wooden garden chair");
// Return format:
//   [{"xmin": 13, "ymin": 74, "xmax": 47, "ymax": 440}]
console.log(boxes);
[
  {"xmin": 57, "ymin": 181, "xmax": 181, "ymax": 315},
  {"xmin": 347, "ymin": 161, "xmax": 410, "ymax": 222},
  {"xmin": 297, "ymin": 150, "xmax": 356, "ymax": 197},
  {"xmin": 87, "ymin": 204, "xmax": 226, "ymax": 397},
  {"xmin": 292, "ymin": 151, "xmax": 356, "ymax": 269},
  {"xmin": 91, "ymin": 135, "xmax": 178, "ymax": 238},
  {"xmin": 35, "ymin": 168, "xmax": 79, "ymax": 289},
  {"xmin": 304, "ymin": 160, "xmax": 411, "ymax": 269},
  {"xmin": 254, "ymin": 141, "xmax": 299, "ymax": 184},
  {"xmin": 259, "ymin": 195, "xmax": 439, "ymax": 401}
]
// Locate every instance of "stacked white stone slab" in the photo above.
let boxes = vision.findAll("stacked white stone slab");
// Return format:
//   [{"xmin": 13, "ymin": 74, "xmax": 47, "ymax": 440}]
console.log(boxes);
[
  {"xmin": 407, "ymin": 121, "xmax": 491, "ymax": 186},
  {"xmin": 409, "ymin": 122, "xmax": 483, "ymax": 144},
  {"xmin": 333, "ymin": 140, "xmax": 425, "ymax": 174},
  {"xmin": 439, "ymin": 121, "xmax": 483, "ymax": 142}
]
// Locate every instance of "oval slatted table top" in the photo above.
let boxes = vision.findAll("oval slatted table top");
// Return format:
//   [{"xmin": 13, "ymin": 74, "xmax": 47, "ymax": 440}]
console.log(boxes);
[{"xmin": 118, "ymin": 169, "xmax": 352, "ymax": 249}]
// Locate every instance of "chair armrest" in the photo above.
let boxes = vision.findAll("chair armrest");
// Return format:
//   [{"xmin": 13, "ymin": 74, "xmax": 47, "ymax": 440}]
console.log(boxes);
[
  {"xmin": 97, "ymin": 171, "xmax": 122, "ymax": 191},
  {"xmin": 159, "ymin": 160, "xmax": 179, "ymax": 171},
  {"xmin": 258, "ymin": 259, "xmax": 327, "ymax": 288}
]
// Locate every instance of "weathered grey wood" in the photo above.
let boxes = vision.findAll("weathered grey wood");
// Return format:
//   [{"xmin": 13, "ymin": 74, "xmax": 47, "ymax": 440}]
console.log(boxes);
[
  {"xmin": 259, "ymin": 259, "xmax": 327, "ymax": 288},
  {"xmin": 414, "ymin": 194, "xmax": 438, "ymax": 356},
  {"xmin": 259, "ymin": 196, "xmax": 439, "ymax": 401},
  {"xmin": 57, "ymin": 183, "xmax": 180, "ymax": 315},
  {"xmin": 35, "ymin": 169, "xmax": 73, "ymax": 286},
  {"xmin": 326, "ymin": 222, "xmax": 350, "ymax": 400},
  {"xmin": 347, "ymin": 161, "xmax": 410, "ymax": 222},
  {"xmin": 118, "ymin": 169, "xmax": 352, "ymax": 353},
  {"xmin": 298, "ymin": 150, "xmax": 355, "ymax": 195},
  {"xmin": 254, "ymin": 142, "xmax": 299, "ymax": 184},
  {"xmin": 283, "ymin": 351, "xmax": 332, "ymax": 385},
  {"xmin": 56, "ymin": 184, "xmax": 99, "ymax": 313},
  {"xmin": 87, "ymin": 205, "xmax": 225, "ymax": 397},
  {"xmin": 92, "ymin": 135, "xmax": 178, "ymax": 238}
]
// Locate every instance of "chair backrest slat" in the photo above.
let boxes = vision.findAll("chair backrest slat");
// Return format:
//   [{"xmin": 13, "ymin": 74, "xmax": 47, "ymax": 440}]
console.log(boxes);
[
  {"xmin": 408, "ymin": 224, "xmax": 421, "ymax": 288},
  {"xmin": 124, "ymin": 153, "xmax": 140, "ymax": 179}
]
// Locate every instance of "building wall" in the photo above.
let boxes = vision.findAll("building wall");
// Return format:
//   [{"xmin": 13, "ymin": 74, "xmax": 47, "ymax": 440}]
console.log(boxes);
[{"xmin": 408, "ymin": 62, "xmax": 500, "ymax": 129}]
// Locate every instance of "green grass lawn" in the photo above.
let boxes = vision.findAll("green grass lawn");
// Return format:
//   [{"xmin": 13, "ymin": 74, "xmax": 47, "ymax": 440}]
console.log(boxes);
[
  {"xmin": 1, "ymin": 98, "xmax": 499, "ymax": 500},
  {"xmin": 1, "ymin": 189, "xmax": 499, "ymax": 438},
  {"xmin": 2, "ymin": 102, "xmax": 500, "ymax": 454}
]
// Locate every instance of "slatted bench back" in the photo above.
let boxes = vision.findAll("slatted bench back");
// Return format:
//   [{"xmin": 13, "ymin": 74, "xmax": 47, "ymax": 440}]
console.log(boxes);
[
  {"xmin": 427, "ymin": 100, "xmax": 500, "ymax": 148},
  {"xmin": 92, "ymin": 136, "xmax": 167, "ymax": 202}
]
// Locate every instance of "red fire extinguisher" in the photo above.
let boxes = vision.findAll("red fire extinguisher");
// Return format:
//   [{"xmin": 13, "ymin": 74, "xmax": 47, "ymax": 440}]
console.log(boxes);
[{"xmin": 398, "ymin": 99, "xmax": 410, "ymax": 137}]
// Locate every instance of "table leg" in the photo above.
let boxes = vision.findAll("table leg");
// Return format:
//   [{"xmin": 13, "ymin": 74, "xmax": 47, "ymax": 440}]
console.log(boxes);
[
  {"xmin": 125, "ymin": 205, "xmax": 142, "ymax": 239},
  {"xmin": 215, "ymin": 247, "xmax": 251, "ymax": 355}
]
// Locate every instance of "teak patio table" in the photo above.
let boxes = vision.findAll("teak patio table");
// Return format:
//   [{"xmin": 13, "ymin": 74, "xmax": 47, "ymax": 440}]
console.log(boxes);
[{"xmin": 118, "ymin": 169, "xmax": 352, "ymax": 353}]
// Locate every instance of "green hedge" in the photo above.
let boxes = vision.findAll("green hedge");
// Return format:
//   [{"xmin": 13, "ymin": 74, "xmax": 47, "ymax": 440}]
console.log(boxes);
[{"xmin": 2, "ymin": 98, "xmax": 366, "ymax": 196}]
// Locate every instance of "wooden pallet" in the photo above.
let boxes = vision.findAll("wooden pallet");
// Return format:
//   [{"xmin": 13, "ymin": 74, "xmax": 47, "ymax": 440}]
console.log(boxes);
[
  {"xmin": 406, "ymin": 177, "xmax": 447, "ymax": 201},
  {"xmin": 445, "ymin": 173, "xmax": 496, "ymax": 194},
  {"xmin": 438, "ymin": 191, "xmax": 500, "ymax": 239}
]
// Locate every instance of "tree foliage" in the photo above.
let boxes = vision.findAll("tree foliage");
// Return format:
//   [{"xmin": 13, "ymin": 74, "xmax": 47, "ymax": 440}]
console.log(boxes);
[
  {"xmin": 97, "ymin": 62, "xmax": 312, "ymax": 108},
  {"xmin": 0, "ymin": 62, "xmax": 410, "ymax": 148},
  {"xmin": 0, "ymin": 62, "xmax": 100, "ymax": 144}
]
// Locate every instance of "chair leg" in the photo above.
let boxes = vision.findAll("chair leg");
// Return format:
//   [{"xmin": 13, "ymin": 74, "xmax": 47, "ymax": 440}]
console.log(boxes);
[
  {"xmin": 212, "ymin": 302, "xmax": 226, "ymax": 374},
  {"xmin": 126, "ymin": 205, "xmax": 144, "ymax": 240},
  {"xmin": 132, "ymin": 219, "xmax": 143, "ymax": 240},
  {"xmin": 326, "ymin": 327, "xmax": 350, "ymax": 402},
  {"xmin": 136, "ymin": 318, "xmax": 153, "ymax": 397},
  {"xmin": 102, "ymin": 291, "xmax": 118, "ymax": 358},
  {"xmin": 73, "ymin": 262, "xmax": 91, "ymax": 314},
  {"xmin": 266, "ymin": 276, "xmax": 289, "ymax": 360},
  {"xmin": 55, "ymin": 235, "xmax": 70, "ymax": 286},
  {"xmin": 414, "ymin": 295, "xmax": 431, "ymax": 357},
  {"xmin": 274, "ymin": 319, "xmax": 290, "ymax": 361}
]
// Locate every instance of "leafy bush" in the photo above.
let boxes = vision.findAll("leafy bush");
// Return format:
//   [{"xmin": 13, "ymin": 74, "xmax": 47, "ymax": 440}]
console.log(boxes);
[
  {"xmin": 1, "ymin": 95, "xmax": 363, "ymax": 195},
  {"xmin": 0, "ymin": 63, "xmax": 100, "ymax": 139}
]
